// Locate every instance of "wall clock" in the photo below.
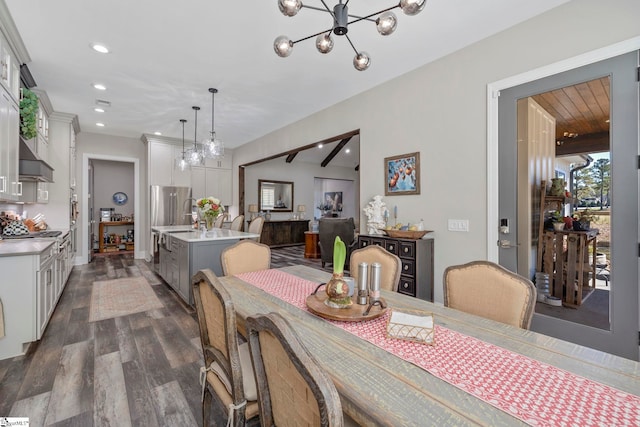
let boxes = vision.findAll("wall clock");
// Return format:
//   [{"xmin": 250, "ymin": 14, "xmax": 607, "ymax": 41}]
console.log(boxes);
[{"xmin": 113, "ymin": 192, "xmax": 128, "ymax": 205}]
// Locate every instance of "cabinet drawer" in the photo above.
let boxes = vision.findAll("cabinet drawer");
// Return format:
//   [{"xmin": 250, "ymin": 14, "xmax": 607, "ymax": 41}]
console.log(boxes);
[
  {"xmin": 400, "ymin": 259, "xmax": 415, "ymax": 277},
  {"xmin": 398, "ymin": 276, "xmax": 416, "ymax": 297},
  {"xmin": 384, "ymin": 239, "xmax": 399, "ymax": 255},
  {"xmin": 399, "ymin": 241, "xmax": 415, "ymax": 259}
]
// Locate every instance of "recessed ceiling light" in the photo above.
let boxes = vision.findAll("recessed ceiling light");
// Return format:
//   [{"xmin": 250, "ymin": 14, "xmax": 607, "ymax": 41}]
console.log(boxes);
[
  {"xmin": 96, "ymin": 122, "xmax": 105, "ymax": 127},
  {"xmin": 94, "ymin": 107, "xmax": 105, "ymax": 113},
  {"xmin": 93, "ymin": 83, "xmax": 107, "ymax": 90},
  {"xmin": 318, "ymin": 143, "xmax": 323, "ymax": 148},
  {"xmin": 91, "ymin": 43, "xmax": 110, "ymax": 54},
  {"xmin": 345, "ymin": 148, "xmax": 351, "ymax": 154},
  {"xmin": 154, "ymin": 132, "xmax": 162, "ymax": 136}
]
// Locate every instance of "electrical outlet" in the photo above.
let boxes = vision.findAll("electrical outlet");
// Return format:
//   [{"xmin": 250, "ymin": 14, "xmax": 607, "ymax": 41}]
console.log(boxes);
[{"xmin": 448, "ymin": 219, "xmax": 469, "ymax": 232}]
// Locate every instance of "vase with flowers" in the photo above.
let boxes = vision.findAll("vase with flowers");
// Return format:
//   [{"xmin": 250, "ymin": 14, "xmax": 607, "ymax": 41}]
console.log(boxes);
[{"xmin": 196, "ymin": 196, "xmax": 224, "ymax": 230}]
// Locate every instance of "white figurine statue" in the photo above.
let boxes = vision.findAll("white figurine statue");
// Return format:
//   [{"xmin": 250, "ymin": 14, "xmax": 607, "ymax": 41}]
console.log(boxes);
[{"xmin": 363, "ymin": 195, "xmax": 388, "ymax": 235}]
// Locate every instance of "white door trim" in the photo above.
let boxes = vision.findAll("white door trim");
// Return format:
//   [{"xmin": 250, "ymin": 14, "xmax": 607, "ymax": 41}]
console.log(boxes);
[
  {"xmin": 486, "ymin": 36, "xmax": 640, "ymax": 262},
  {"xmin": 81, "ymin": 153, "xmax": 141, "ymax": 264}
]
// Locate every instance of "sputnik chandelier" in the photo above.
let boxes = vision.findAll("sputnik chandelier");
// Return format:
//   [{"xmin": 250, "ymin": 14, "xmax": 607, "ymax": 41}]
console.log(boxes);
[{"xmin": 274, "ymin": 0, "xmax": 426, "ymax": 71}]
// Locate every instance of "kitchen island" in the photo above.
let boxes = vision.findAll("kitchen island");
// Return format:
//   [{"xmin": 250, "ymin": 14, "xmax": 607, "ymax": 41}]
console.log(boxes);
[{"xmin": 152, "ymin": 226, "xmax": 259, "ymax": 305}]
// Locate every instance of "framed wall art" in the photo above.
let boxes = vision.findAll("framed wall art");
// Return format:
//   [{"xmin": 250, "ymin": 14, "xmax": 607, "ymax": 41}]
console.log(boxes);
[{"xmin": 384, "ymin": 152, "xmax": 420, "ymax": 196}]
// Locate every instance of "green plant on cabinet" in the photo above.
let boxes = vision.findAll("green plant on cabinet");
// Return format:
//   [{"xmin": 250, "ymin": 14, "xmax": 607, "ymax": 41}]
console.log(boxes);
[{"xmin": 19, "ymin": 88, "xmax": 39, "ymax": 140}]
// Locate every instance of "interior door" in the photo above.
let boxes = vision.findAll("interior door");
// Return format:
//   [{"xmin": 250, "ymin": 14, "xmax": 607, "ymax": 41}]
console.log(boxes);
[{"xmin": 498, "ymin": 51, "xmax": 639, "ymax": 360}]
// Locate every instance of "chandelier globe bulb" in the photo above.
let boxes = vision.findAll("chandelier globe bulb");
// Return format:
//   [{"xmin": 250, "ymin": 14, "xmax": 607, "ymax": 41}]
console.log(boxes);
[
  {"xmin": 376, "ymin": 11, "xmax": 398, "ymax": 36},
  {"xmin": 315, "ymin": 33, "xmax": 334, "ymax": 54},
  {"xmin": 353, "ymin": 52, "xmax": 371, "ymax": 71},
  {"xmin": 274, "ymin": 36, "xmax": 294, "ymax": 57},
  {"xmin": 278, "ymin": 0, "xmax": 302, "ymax": 17},
  {"xmin": 400, "ymin": 0, "xmax": 426, "ymax": 16}
]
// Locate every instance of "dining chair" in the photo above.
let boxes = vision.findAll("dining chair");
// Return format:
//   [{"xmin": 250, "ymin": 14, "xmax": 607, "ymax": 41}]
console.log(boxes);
[
  {"xmin": 247, "ymin": 216, "xmax": 265, "ymax": 243},
  {"xmin": 221, "ymin": 239, "xmax": 271, "ymax": 276},
  {"xmin": 318, "ymin": 217, "xmax": 357, "ymax": 268},
  {"xmin": 246, "ymin": 312, "xmax": 344, "ymax": 427},
  {"xmin": 192, "ymin": 269, "xmax": 259, "ymax": 427},
  {"xmin": 349, "ymin": 245, "xmax": 401, "ymax": 292},
  {"xmin": 230, "ymin": 215, "xmax": 245, "ymax": 231},
  {"xmin": 443, "ymin": 260, "xmax": 537, "ymax": 329},
  {"xmin": 214, "ymin": 214, "xmax": 225, "ymax": 228}
]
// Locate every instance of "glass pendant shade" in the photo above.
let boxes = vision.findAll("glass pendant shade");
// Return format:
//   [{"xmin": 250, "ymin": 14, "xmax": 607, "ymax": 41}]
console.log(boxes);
[
  {"xmin": 278, "ymin": 0, "xmax": 302, "ymax": 17},
  {"xmin": 353, "ymin": 52, "xmax": 371, "ymax": 71},
  {"xmin": 203, "ymin": 88, "xmax": 224, "ymax": 159},
  {"xmin": 175, "ymin": 119, "xmax": 189, "ymax": 171},
  {"xmin": 187, "ymin": 106, "xmax": 204, "ymax": 166},
  {"xmin": 315, "ymin": 33, "xmax": 334, "ymax": 54},
  {"xmin": 400, "ymin": 0, "xmax": 426, "ymax": 16},
  {"xmin": 274, "ymin": 36, "xmax": 294, "ymax": 57},
  {"xmin": 376, "ymin": 12, "xmax": 398, "ymax": 35}
]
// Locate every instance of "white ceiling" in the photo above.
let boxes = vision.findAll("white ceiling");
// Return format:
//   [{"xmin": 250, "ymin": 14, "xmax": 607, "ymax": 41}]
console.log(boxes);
[{"xmin": 5, "ymin": 0, "xmax": 568, "ymax": 152}]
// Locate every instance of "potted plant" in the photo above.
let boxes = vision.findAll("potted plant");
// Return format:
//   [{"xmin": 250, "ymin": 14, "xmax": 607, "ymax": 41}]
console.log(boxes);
[
  {"xmin": 324, "ymin": 236, "xmax": 352, "ymax": 308},
  {"xmin": 19, "ymin": 88, "xmax": 39, "ymax": 140},
  {"xmin": 550, "ymin": 210, "xmax": 565, "ymax": 231},
  {"xmin": 573, "ymin": 209, "xmax": 596, "ymax": 231}
]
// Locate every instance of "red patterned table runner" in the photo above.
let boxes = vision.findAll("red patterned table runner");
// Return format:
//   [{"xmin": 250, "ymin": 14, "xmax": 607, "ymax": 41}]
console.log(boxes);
[{"xmin": 237, "ymin": 269, "xmax": 640, "ymax": 426}]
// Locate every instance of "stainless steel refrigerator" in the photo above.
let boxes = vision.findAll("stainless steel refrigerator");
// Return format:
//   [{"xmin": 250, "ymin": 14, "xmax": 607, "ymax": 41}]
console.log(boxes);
[{"xmin": 150, "ymin": 185, "xmax": 193, "ymax": 227}]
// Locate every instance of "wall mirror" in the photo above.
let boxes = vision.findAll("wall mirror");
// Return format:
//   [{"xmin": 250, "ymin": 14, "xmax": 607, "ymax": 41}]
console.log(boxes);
[{"xmin": 259, "ymin": 179, "xmax": 294, "ymax": 212}]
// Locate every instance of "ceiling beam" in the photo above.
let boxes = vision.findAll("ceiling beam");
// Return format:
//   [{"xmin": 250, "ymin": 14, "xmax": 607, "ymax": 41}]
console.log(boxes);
[
  {"xmin": 556, "ymin": 131, "xmax": 609, "ymax": 156},
  {"xmin": 321, "ymin": 136, "xmax": 352, "ymax": 168},
  {"xmin": 285, "ymin": 152, "xmax": 297, "ymax": 163}
]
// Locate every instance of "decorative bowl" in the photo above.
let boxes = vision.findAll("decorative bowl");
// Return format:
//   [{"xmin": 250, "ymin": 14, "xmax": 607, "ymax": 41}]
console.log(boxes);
[{"xmin": 381, "ymin": 229, "xmax": 432, "ymax": 239}]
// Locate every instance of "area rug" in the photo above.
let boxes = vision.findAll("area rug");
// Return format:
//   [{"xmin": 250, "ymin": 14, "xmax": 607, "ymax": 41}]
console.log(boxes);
[{"xmin": 89, "ymin": 277, "xmax": 164, "ymax": 322}]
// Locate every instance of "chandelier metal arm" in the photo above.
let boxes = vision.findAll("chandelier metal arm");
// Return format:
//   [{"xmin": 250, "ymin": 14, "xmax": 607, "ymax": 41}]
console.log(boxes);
[
  {"xmin": 292, "ymin": 27, "xmax": 335, "ymax": 45},
  {"xmin": 346, "ymin": 4, "xmax": 400, "ymax": 26},
  {"xmin": 344, "ymin": 33, "xmax": 359, "ymax": 56},
  {"xmin": 301, "ymin": 3, "xmax": 377, "ymax": 22}
]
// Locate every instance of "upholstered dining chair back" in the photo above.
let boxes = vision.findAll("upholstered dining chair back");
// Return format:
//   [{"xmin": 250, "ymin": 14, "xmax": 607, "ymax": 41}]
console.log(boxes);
[
  {"xmin": 349, "ymin": 245, "xmax": 402, "ymax": 292},
  {"xmin": 230, "ymin": 215, "xmax": 245, "ymax": 231},
  {"xmin": 246, "ymin": 312, "xmax": 343, "ymax": 427},
  {"xmin": 221, "ymin": 239, "xmax": 271, "ymax": 276},
  {"xmin": 443, "ymin": 261, "xmax": 537, "ymax": 329},
  {"xmin": 214, "ymin": 214, "xmax": 225, "ymax": 228},
  {"xmin": 192, "ymin": 269, "xmax": 259, "ymax": 426},
  {"xmin": 248, "ymin": 216, "xmax": 265, "ymax": 243},
  {"xmin": 318, "ymin": 217, "xmax": 357, "ymax": 268}
]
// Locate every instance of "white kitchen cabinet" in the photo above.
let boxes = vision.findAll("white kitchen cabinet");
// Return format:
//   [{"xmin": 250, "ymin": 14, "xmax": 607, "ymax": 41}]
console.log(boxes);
[
  {"xmin": 69, "ymin": 130, "xmax": 76, "ymax": 189},
  {"xmin": 148, "ymin": 139, "xmax": 191, "ymax": 187},
  {"xmin": 20, "ymin": 181, "xmax": 49, "ymax": 203},
  {"xmin": 38, "ymin": 248, "xmax": 55, "ymax": 336},
  {"xmin": 0, "ymin": 30, "xmax": 20, "ymax": 102},
  {"xmin": 0, "ymin": 88, "xmax": 20, "ymax": 201},
  {"xmin": 37, "ymin": 99, "xmax": 49, "ymax": 141},
  {"xmin": 191, "ymin": 166, "xmax": 232, "ymax": 204}
]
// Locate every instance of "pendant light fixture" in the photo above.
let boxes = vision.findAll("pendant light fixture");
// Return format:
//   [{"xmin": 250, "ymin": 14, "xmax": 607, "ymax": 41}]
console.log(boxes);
[
  {"xmin": 186, "ymin": 106, "xmax": 204, "ymax": 166},
  {"xmin": 175, "ymin": 118, "xmax": 188, "ymax": 171},
  {"xmin": 202, "ymin": 88, "xmax": 225, "ymax": 159}
]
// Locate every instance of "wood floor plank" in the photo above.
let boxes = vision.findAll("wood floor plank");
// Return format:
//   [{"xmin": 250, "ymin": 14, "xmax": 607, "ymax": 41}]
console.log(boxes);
[
  {"xmin": 115, "ymin": 316, "xmax": 138, "ymax": 364},
  {"xmin": 172, "ymin": 360, "xmax": 204, "ymax": 427},
  {"xmin": 94, "ymin": 318, "xmax": 120, "ymax": 356},
  {"xmin": 151, "ymin": 317, "xmax": 200, "ymax": 369},
  {"xmin": 44, "ymin": 340, "xmax": 94, "ymax": 425},
  {"xmin": 10, "ymin": 391, "xmax": 51, "ymax": 426},
  {"xmin": 94, "ymin": 351, "xmax": 132, "ymax": 427},
  {"xmin": 150, "ymin": 380, "xmax": 198, "ymax": 426},
  {"xmin": 131, "ymin": 326, "xmax": 174, "ymax": 388},
  {"xmin": 122, "ymin": 359, "xmax": 160, "ymax": 427},
  {"xmin": 15, "ymin": 339, "xmax": 61, "ymax": 400},
  {"xmin": 64, "ymin": 307, "xmax": 94, "ymax": 345},
  {"xmin": 49, "ymin": 410, "xmax": 94, "ymax": 427},
  {"xmin": 0, "ymin": 355, "xmax": 31, "ymax": 415}
]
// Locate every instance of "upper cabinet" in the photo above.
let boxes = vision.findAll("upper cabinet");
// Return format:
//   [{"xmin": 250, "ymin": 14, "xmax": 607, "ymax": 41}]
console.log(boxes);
[
  {"xmin": 147, "ymin": 138, "xmax": 191, "ymax": 187},
  {"xmin": 0, "ymin": 31, "xmax": 20, "ymax": 102},
  {"xmin": 0, "ymin": 89, "xmax": 20, "ymax": 201}
]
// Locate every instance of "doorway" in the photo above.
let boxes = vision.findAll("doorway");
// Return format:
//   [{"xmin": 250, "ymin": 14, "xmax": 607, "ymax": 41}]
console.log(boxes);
[
  {"xmin": 81, "ymin": 153, "xmax": 140, "ymax": 264},
  {"xmin": 496, "ymin": 50, "xmax": 639, "ymax": 360}
]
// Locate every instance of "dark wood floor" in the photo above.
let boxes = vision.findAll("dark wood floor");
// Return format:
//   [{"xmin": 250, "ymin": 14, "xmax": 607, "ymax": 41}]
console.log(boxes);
[{"xmin": 0, "ymin": 245, "xmax": 324, "ymax": 426}]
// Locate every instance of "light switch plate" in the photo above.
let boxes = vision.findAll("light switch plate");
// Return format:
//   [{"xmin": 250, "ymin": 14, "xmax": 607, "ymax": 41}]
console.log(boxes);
[{"xmin": 448, "ymin": 219, "xmax": 469, "ymax": 232}]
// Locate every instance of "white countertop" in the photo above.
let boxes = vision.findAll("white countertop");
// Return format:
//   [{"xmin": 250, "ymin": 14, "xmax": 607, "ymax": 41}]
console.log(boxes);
[
  {"xmin": 0, "ymin": 239, "xmax": 55, "ymax": 256},
  {"xmin": 167, "ymin": 228, "xmax": 260, "ymax": 242},
  {"xmin": 151, "ymin": 225, "xmax": 196, "ymax": 233}
]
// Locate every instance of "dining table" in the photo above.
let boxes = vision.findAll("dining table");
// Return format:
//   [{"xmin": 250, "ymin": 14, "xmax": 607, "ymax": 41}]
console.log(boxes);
[{"xmin": 215, "ymin": 265, "xmax": 640, "ymax": 426}]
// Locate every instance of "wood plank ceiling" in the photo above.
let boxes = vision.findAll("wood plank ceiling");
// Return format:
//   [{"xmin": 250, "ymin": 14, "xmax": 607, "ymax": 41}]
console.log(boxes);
[{"xmin": 531, "ymin": 77, "xmax": 610, "ymax": 156}]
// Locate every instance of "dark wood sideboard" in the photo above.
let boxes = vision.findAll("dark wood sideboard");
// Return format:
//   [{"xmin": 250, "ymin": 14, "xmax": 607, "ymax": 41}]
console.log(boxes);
[
  {"xmin": 260, "ymin": 219, "xmax": 310, "ymax": 247},
  {"xmin": 357, "ymin": 234, "xmax": 434, "ymax": 301}
]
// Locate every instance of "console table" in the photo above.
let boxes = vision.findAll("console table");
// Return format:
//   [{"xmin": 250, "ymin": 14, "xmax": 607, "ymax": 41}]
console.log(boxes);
[
  {"xmin": 98, "ymin": 221, "xmax": 134, "ymax": 253},
  {"xmin": 357, "ymin": 234, "xmax": 434, "ymax": 301},
  {"xmin": 260, "ymin": 219, "xmax": 310, "ymax": 247}
]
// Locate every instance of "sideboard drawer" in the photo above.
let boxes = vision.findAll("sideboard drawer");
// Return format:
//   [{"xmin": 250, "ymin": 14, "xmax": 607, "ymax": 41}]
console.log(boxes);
[
  {"xmin": 401, "ymin": 259, "xmax": 415, "ymax": 277},
  {"xmin": 384, "ymin": 239, "xmax": 399, "ymax": 255},
  {"xmin": 398, "ymin": 276, "xmax": 416, "ymax": 297},
  {"xmin": 399, "ymin": 241, "xmax": 415, "ymax": 259}
]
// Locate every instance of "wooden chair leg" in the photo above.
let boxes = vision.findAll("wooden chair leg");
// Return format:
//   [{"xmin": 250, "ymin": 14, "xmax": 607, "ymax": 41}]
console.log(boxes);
[{"xmin": 203, "ymin": 386, "xmax": 212, "ymax": 426}]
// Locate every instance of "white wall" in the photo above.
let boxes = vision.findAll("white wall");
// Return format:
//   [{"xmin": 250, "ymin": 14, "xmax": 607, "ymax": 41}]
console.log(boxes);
[
  {"xmin": 92, "ymin": 159, "xmax": 135, "ymax": 224},
  {"xmin": 232, "ymin": 0, "xmax": 640, "ymax": 303},
  {"xmin": 244, "ymin": 159, "xmax": 359, "ymax": 222},
  {"xmin": 314, "ymin": 178, "xmax": 357, "ymax": 222}
]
